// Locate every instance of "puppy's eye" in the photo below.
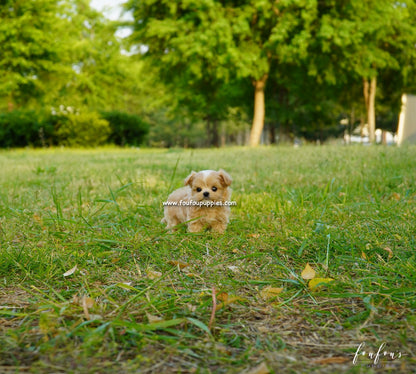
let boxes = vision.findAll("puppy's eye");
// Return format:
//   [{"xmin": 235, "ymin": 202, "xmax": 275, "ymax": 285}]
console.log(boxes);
[
  {"xmin": 196, "ymin": 187, "xmax": 202, "ymax": 192},
  {"xmin": 212, "ymin": 186, "xmax": 217, "ymax": 192}
]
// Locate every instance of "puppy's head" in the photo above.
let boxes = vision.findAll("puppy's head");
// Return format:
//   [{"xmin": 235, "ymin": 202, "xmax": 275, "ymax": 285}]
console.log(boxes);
[{"xmin": 184, "ymin": 169, "xmax": 232, "ymax": 202}]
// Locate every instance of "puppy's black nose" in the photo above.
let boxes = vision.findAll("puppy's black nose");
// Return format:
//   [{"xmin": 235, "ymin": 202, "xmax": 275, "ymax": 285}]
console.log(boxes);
[{"xmin": 203, "ymin": 191, "xmax": 209, "ymax": 197}]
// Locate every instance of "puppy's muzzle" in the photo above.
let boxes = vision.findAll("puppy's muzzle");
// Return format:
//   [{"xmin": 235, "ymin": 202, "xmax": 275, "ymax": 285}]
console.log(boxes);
[{"xmin": 203, "ymin": 191, "xmax": 210, "ymax": 198}]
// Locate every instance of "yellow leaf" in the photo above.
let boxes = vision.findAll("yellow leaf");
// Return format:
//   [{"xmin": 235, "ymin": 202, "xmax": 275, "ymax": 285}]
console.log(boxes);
[
  {"xmin": 63, "ymin": 265, "xmax": 77, "ymax": 277},
  {"xmin": 215, "ymin": 296, "xmax": 244, "ymax": 311},
  {"xmin": 391, "ymin": 192, "xmax": 401, "ymax": 201},
  {"xmin": 384, "ymin": 247, "xmax": 393, "ymax": 260},
  {"xmin": 168, "ymin": 260, "xmax": 189, "ymax": 269},
  {"xmin": 216, "ymin": 292, "xmax": 229, "ymax": 302},
  {"xmin": 246, "ymin": 362, "xmax": 270, "ymax": 374},
  {"xmin": 81, "ymin": 296, "xmax": 94, "ymax": 320},
  {"xmin": 248, "ymin": 233, "xmax": 260, "ymax": 238},
  {"xmin": 82, "ymin": 296, "xmax": 94, "ymax": 309},
  {"xmin": 301, "ymin": 263, "xmax": 316, "ymax": 280},
  {"xmin": 308, "ymin": 278, "xmax": 334, "ymax": 291},
  {"xmin": 146, "ymin": 312, "xmax": 163, "ymax": 323},
  {"xmin": 147, "ymin": 270, "xmax": 162, "ymax": 280},
  {"xmin": 260, "ymin": 286, "xmax": 284, "ymax": 300},
  {"xmin": 313, "ymin": 356, "xmax": 350, "ymax": 364}
]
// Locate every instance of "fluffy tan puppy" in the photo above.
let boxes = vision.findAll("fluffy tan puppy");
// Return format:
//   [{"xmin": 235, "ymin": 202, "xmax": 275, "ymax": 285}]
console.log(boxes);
[{"xmin": 162, "ymin": 169, "xmax": 232, "ymax": 233}]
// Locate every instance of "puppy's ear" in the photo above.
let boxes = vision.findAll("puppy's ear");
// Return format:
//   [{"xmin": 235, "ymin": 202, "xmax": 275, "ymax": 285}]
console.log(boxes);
[
  {"xmin": 218, "ymin": 169, "xmax": 232, "ymax": 187},
  {"xmin": 184, "ymin": 171, "xmax": 197, "ymax": 186}
]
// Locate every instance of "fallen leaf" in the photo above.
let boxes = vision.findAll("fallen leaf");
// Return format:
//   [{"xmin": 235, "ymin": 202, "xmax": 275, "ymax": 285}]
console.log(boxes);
[
  {"xmin": 33, "ymin": 213, "xmax": 42, "ymax": 223},
  {"xmin": 147, "ymin": 270, "xmax": 162, "ymax": 280},
  {"xmin": 146, "ymin": 312, "xmax": 163, "ymax": 323},
  {"xmin": 186, "ymin": 303, "xmax": 197, "ymax": 313},
  {"xmin": 216, "ymin": 292, "xmax": 229, "ymax": 302},
  {"xmin": 313, "ymin": 356, "xmax": 350, "ymax": 364},
  {"xmin": 82, "ymin": 296, "xmax": 94, "ymax": 309},
  {"xmin": 257, "ymin": 326, "xmax": 270, "ymax": 333},
  {"xmin": 301, "ymin": 263, "xmax": 316, "ymax": 280},
  {"xmin": 116, "ymin": 282, "xmax": 136, "ymax": 291},
  {"xmin": 227, "ymin": 265, "xmax": 239, "ymax": 273},
  {"xmin": 215, "ymin": 296, "xmax": 244, "ymax": 311},
  {"xmin": 88, "ymin": 314, "xmax": 103, "ymax": 321},
  {"xmin": 308, "ymin": 278, "xmax": 334, "ymax": 291},
  {"xmin": 384, "ymin": 247, "xmax": 393, "ymax": 259},
  {"xmin": 391, "ymin": 192, "xmax": 401, "ymax": 201},
  {"xmin": 361, "ymin": 251, "xmax": 367, "ymax": 260},
  {"xmin": 63, "ymin": 265, "xmax": 77, "ymax": 277},
  {"xmin": 248, "ymin": 233, "xmax": 260, "ymax": 238},
  {"xmin": 260, "ymin": 286, "xmax": 284, "ymax": 300},
  {"xmin": 246, "ymin": 362, "xmax": 270, "ymax": 374},
  {"xmin": 82, "ymin": 296, "xmax": 94, "ymax": 320},
  {"xmin": 168, "ymin": 260, "xmax": 189, "ymax": 269}
]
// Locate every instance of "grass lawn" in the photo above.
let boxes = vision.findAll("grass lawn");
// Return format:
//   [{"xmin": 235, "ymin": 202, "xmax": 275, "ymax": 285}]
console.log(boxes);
[{"xmin": 0, "ymin": 145, "xmax": 415, "ymax": 373}]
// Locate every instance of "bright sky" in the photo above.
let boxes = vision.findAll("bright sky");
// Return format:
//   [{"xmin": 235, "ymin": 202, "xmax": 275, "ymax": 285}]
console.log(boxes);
[
  {"xmin": 90, "ymin": 0, "xmax": 133, "ymax": 38},
  {"xmin": 90, "ymin": 0, "xmax": 128, "ymax": 20}
]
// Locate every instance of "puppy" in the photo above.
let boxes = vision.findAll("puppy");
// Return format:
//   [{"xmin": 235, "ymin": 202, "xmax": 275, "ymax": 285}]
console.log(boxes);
[{"xmin": 162, "ymin": 169, "xmax": 232, "ymax": 233}]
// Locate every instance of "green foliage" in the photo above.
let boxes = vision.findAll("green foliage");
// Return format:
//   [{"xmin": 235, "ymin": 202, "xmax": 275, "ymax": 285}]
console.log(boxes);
[
  {"xmin": 125, "ymin": 0, "xmax": 416, "ymax": 144},
  {"xmin": 315, "ymin": 0, "xmax": 416, "ymax": 80},
  {"xmin": 0, "ymin": 0, "xmax": 65, "ymax": 103},
  {"xmin": 0, "ymin": 0, "xmax": 149, "ymax": 118},
  {"xmin": 147, "ymin": 113, "xmax": 207, "ymax": 148},
  {"xmin": 0, "ymin": 108, "xmax": 154, "ymax": 148},
  {"xmin": 55, "ymin": 111, "xmax": 110, "ymax": 147},
  {"xmin": 0, "ymin": 110, "xmax": 54, "ymax": 147},
  {"xmin": 101, "ymin": 111, "xmax": 149, "ymax": 146},
  {"xmin": 1, "ymin": 0, "xmax": 416, "ymax": 145}
]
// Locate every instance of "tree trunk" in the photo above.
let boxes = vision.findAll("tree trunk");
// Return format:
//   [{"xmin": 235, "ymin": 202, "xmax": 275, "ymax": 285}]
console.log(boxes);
[
  {"xmin": 206, "ymin": 119, "xmax": 220, "ymax": 147},
  {"xmin": 211, "ymin": 120, "xmax": 220, "ymax": 147},
  {"xmin": 220, "ymin": 122, "xmax": 226, "ymax": 147},
  {"xmin": 249, "ymin": 74, "xmax": 268, "ymax": 146},
  {"xmin": 269, "ymin": 124, "xmax": 276, "ymax": 144},
  {"xmin": 363, "ymin": 76, "xmax": 377, "ymax": 144}
]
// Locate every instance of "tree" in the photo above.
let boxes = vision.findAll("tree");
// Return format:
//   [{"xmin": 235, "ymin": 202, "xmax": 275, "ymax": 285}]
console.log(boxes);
[
  {"xmin": 0, "ymin": 0, "xmax": 68, "ymax": 108},
  {"xmin": 230, "ymin": 0, "xmax": 318, "ymax": 145},
  {"xmin": 0, "ymin": 0, "xmax": 149, "ymax": 118},
  {"xmin": 125, "ymin": 0, "xmax": 240, "ymax": 146},
  {"xmin": 125, "ymin": 0, "xmax": 318, "ymax": 146},
  {"xmin": 315, "ymin": 0, "xmax": 416, "ymax": 143},
  {"xmin": 49, "ymin": 0, "xmax": 145, "ymax": 113}
]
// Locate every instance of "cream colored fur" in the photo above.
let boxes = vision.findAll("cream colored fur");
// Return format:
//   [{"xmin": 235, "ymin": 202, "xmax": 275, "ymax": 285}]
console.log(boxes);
[{"xmin": 162, "ymin": 169, "xmax": 232, "ymax": 233}]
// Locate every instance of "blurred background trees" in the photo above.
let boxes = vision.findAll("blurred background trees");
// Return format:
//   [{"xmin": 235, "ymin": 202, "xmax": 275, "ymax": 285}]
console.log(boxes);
[{"xmin": 1, "ymin": 0, "xmax": 416, "ymax": 147}]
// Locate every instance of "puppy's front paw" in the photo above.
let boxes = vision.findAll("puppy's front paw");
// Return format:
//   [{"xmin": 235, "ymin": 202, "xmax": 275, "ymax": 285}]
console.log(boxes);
[
  {"xmin": 188, "ymin": 221, "xmax": 204, "ymax": 233},
  {"xmin": 211, "ymin": 222, "xmax": 227, "ymax": 234}
]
